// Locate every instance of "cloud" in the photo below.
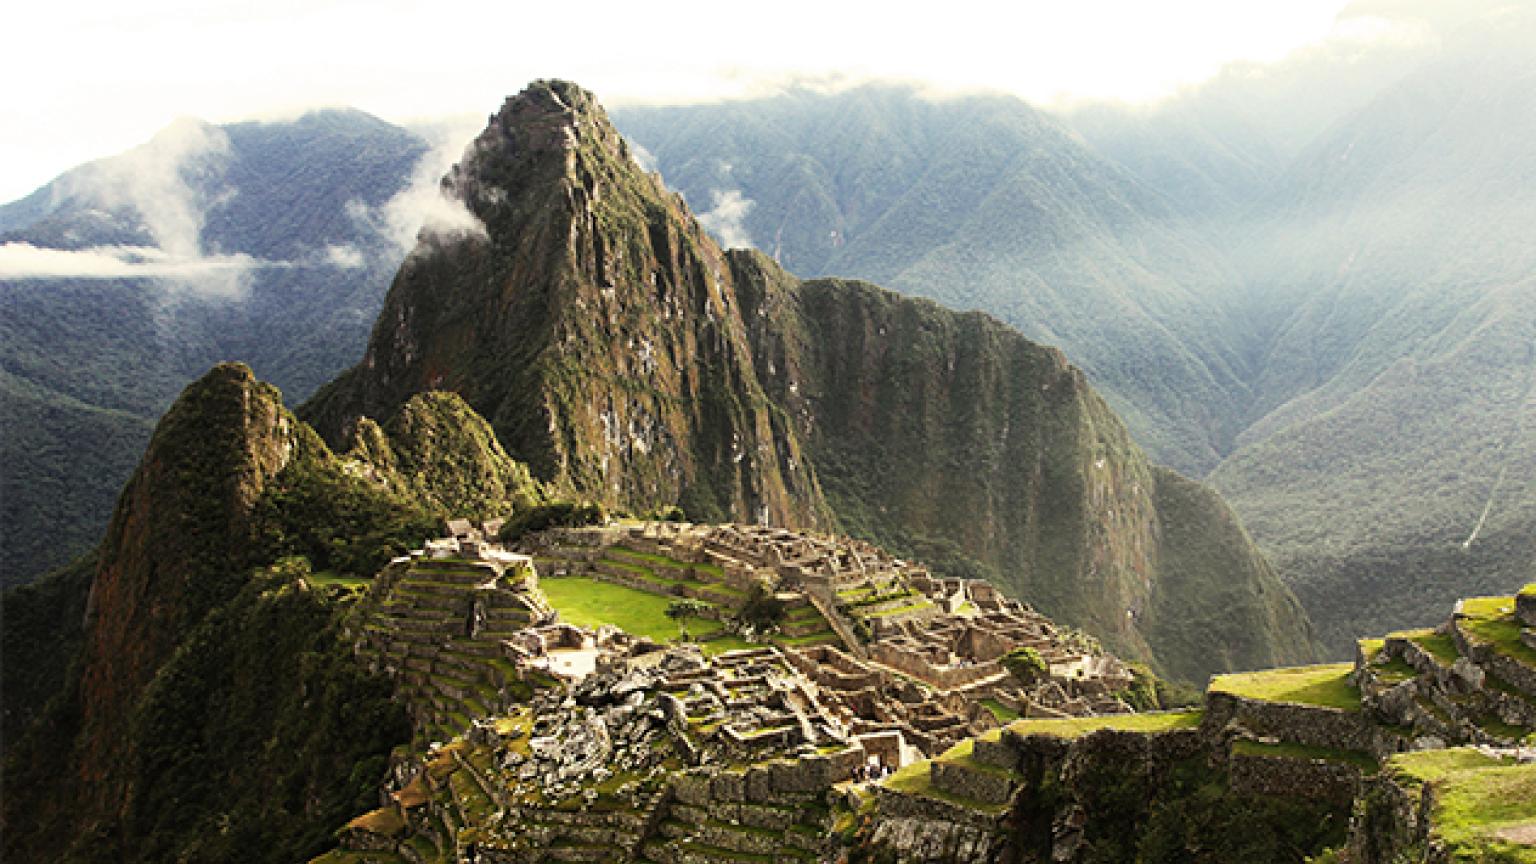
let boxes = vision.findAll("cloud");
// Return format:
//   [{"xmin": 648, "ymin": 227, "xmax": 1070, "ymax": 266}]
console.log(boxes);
[
  {"xmin": 349, "ymin": 118, "xmax": 487, "ymax": 256},
  {"xmin": 697, "ymin": 189, "xmax": 756, "ymax": 249},
  {"xmin": 323, "ymin": 243, "xmax": 366, "ymax": 268},
  {"xmin": 58, "ymin": 117, "xmax": 230, "ymax": 259},
  {"xmin": 0, "ymin": 242, "xmax": 260, "ymax": 295},
  {"xmin": 626, "ymin": 138, "xmax": 659, "ymax": 173}
]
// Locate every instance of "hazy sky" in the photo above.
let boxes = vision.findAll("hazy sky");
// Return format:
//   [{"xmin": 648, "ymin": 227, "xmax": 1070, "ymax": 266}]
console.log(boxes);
[{"xmin": 5, "ymin": 0, "xmax": 1375, "ymax": 202}]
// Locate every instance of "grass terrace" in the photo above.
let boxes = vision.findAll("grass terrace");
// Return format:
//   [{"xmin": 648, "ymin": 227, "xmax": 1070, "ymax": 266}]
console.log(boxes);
[
  {"xmin": 1003, "ymin": 710, "xmax": 1203, "ymax": 740},
  {"xmin": 1459, "ymin": 596, "xmax": 1536, "ymax": 667},
  {"xmin": 1392, "ymin": 627, "xmax": 1461, "ymax": 666},
  {"xmin": 981, "ymin": 698, "xmax": 1020, "ymax": 724},
  {"xmin": 304, "ymin": 570, "xmax": 373, "ymax": 590},
  {"xmin": 1209, "ymin": 663, "xmax": 1361, "ymax": 711},
  {"xmin": 1370, "ymin": 655, "xmax": 1419, "ymax": 685},
  {"xmin": 608, "ymin": 546, "xmax": 725, "ymax": 579},
  {"xmin": 879, "ymin": 752, "xmax": 1013, "ymax": 815},
  {"xmin": 1389, "ymin": 748, "xmax": 1536, "ymax": 860},
  {"xmin": 1231, "ymin": 739, "xmax": 1379, "ymax": 775}
]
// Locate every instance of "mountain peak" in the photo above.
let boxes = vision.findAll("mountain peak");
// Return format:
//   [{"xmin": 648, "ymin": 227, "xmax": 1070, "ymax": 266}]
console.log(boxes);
[{"xmin": 445, "ymin": 79, "xmax": 643, "ymax": 225}]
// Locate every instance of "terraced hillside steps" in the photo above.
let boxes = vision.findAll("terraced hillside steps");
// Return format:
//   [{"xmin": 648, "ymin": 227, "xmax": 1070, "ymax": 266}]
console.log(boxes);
[{"xmin": 354, "ymin": 554, "xmax": 553, "ymax": 746}]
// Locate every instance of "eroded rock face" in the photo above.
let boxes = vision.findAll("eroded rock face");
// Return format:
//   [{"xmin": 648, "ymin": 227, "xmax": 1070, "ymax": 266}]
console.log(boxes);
[{"xmin": 306, "ymin": 81, "xmax": 826, "ymax": 529}]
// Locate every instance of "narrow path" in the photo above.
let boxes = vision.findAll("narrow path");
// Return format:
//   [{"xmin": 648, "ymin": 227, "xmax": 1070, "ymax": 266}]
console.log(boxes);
[{"xmin": 1463, "ymin": 343, "xmax": 1536, "ymax": 549}]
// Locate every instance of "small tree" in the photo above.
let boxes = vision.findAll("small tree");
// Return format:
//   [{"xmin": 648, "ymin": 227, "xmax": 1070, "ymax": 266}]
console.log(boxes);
[
  {"xmin": 736, "ymin": 578, "xmax": 787, "ymax": 632},
  {"xmin": 665, "ymin": 599, "xmax": 710, "ymax": 640},
  {"xmin": 1001, "ymin": 646, "xmax": 1048, "ymax": 687}
]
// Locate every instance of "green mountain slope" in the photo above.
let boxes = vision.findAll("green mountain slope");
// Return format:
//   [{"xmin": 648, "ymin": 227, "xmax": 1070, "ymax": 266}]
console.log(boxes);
[
  {"xmin": 1205, "ymin": 12, "xmax": 1536, "ymax": 649},
  {"xmin": 1, "ymin": 363, "xmax": 543, "ymax": 863},
  {"xmin": 310, "ymin": 81, "xmax": 1315, "ymax": 681}
]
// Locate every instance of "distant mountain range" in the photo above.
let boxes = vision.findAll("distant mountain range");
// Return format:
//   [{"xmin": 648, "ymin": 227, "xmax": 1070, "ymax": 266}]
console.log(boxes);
[{"xmin": 0, "ymin": 109, "xmax": 428, "ymax": 585}]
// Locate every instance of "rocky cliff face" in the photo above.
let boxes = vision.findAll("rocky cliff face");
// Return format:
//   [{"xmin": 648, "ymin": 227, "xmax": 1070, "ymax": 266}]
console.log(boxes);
[
  {"xmin": 306, "ymin": 81, "xmax": 826, "ymax": 528},
  {"xmin": 730, "ymin": 257, "xmax": 1313, "ymax": 679},
  {"xmin": 306, "ymin": 80, "xmax": 1312, "ymax": 681}
]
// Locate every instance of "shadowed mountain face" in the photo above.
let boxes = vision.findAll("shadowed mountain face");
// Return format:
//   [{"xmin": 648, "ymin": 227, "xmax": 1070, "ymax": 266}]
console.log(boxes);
[
  {"xmin": 0, "ymin": 110, "xmax": 429, "ymax": 586},
  {"xmin": 0, "ymin": 361, "xmax": 548, "ymax": 863},
  {"xmin": 308, "ymin": 80, "xmax": 1315, "ymax": 681}
]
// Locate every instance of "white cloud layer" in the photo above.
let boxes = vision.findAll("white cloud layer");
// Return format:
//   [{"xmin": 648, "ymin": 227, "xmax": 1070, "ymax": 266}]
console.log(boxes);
[
  {"xmin": 2, "ymin": 0, "xmax": 1396, "ymax": 203},
  {"xmin": 0, "ymin": 242, "xmax": 259, "ymax": 293},
  {"xmin": 343, "ymin": 118, "xmax": 487, "ymax": 256}
]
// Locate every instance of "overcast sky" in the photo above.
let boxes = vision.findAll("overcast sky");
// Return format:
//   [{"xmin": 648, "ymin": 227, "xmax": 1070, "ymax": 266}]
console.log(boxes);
[{"xmin": 2, "ymin": 0, "xmax": 1408, "ymax": 202}]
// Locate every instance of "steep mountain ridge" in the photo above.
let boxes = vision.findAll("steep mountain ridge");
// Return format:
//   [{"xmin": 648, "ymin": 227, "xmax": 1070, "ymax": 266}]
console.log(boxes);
[
  {"xmin": 307, "ymin": 82, "xmax": 826, "ymax": 529},
  {"xmin": 309, "ymin": 80, "xmax": 1314, "ymax": 680},
  {"xmin": 613, "ymin": 87, "xmax": 1259, "ymax": 475}
]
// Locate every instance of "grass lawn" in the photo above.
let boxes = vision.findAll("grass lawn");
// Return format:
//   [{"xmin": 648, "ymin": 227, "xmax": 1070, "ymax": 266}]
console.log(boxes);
[
  {"xmin": 1390, "ymin": 748, "xmax": 1536, "ymax": 860},
  {"xmin": 1210, "ymin": 663, "xmax": 1361, "ymax": 710},
  {"xmin": 1371, "ymin": 655, "xmax": 1420, "ymax": 685},
  {"xmin": 1005, "ymin": 710, "xmax": 1203, "ymax": 740},
  {"xmin": 1459, "ymin": 596, "xmax": 1536, "ymax": 667},
  {"xmin": 1389, "ymin": 627, "xmax": 1460, "ymax": 666},
  {"xmin": 540, "ymin": 576, "xmax": 745, "ymax": 655}
]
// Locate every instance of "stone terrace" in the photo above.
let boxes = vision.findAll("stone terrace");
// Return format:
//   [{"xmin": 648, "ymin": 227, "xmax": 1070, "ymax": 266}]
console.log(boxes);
[{"xmin": 354, "ymin": 530, "xmax": 556, "ymax": 749}]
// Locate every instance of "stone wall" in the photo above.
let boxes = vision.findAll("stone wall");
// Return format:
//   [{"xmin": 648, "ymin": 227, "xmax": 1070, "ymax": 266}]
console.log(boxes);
[
  {"xmin": 868, "ymin": 642, "xmax": 1002, "ymax": 690},
  {"xmin": 1344, "ymin": 773, "xmax": 1437, "ymax": 864},
  {"xmin": 930, "ymin": 760, "xmax": 1015, "ymax": 805},
  {"xmin": 863, "ymin": 786, "xmax": 1010, "ymax": 863},
  {"xmin": 1228, "ymin": 751, "xmax": 1362, "ymax": 805},
  {"xmin": 1204, "ymin": 691, "xmax": 1389, "ymax": 756},
  {"xmin": 1516, "ymin": 589, "xmax": 1535, "ymax": 628},
  {"xmin": 1452, "ymin": 618, "xmax": 1536, "ymax": 699}
]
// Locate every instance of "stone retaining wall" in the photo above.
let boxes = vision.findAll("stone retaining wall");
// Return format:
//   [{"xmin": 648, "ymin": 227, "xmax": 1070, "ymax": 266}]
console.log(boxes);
[
  {"xmin": 1204, "ymin": 691, "xmax": 1387, "ymax": 756},
  {"xmin": 929, "ymin": 760, "xmax": 1014, "ymax": 804},
  {"xmin": 1516, "ymin": 590, "xmax": 1535, "ymax": 628},
  {"xmin": 1452, "ymin": 619, "xmax": 1536, "ymax": 699},
  {"xmin": 1227, "ymin": 752, "xmax": 1362, "ymax": 805}
]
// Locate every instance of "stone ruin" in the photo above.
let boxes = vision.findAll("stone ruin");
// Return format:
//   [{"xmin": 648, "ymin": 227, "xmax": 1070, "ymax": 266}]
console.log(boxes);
[{"xmin": 525, "ymin": 521, "xmax": 1137, "ymax": 759}]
